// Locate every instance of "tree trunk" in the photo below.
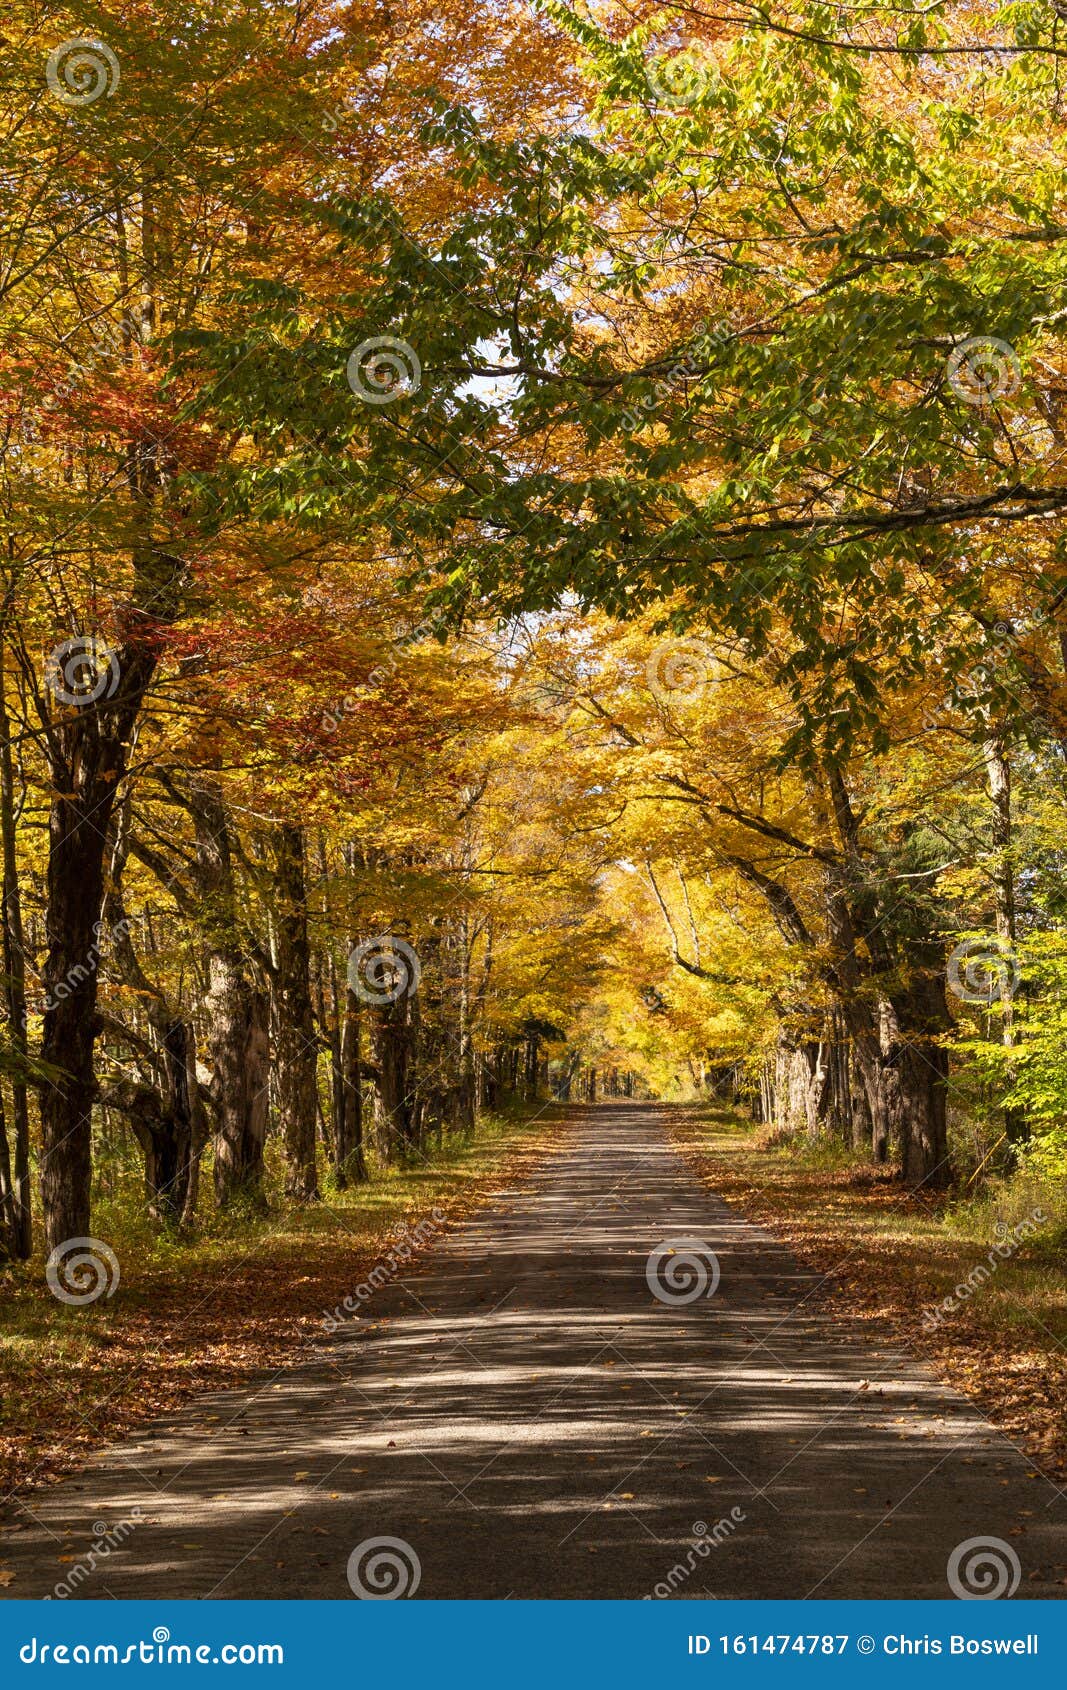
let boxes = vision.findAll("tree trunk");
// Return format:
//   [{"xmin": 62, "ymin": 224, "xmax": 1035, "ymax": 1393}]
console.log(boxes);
[
  {"xmin": 320, "ymin": 949, "xmax": 342, "ymax": 1165},
  {"xmin": 39, "ymin": 768, "xmax": 112, "ymax": 1249},
  {"xmin": 153, "ymin": 1021, "xmax": 197, "ymax": 1220},
  {"xmin": 0, "ymin": 647, "xmax": 30, "ymax": 1256},
  {"xmin": 339, "ymin": 977, "xmax": 368, "ymax": 1183},
  {"xmin": 456, "ymin": 915, "xmax": 476, "ymax": 1132},
  {"xmin": 849, "ymin": 1046, "xmax": 873, "ymax": 1153},
  {"xmin": 100, "ymin": 792, "xmax": 211, "ymax": 1226},
  {"xmin": 0, "ymin": 1089, "xmax": 17, "ymax": 1259},
  {"xmin": 108, "ymin": 1018, "xmax": 205, "ymax": 1224},
  {"xmin": 372, "ymin": 993, "xmax": 416, "ymax": 1158},
  {"xmin": 36, "ymin": 448, "xmax": 183, "ymax": 1249},
  {"xmin": 208, "ymin": 953, "xmax": 270, "ymax": 1206},
  {"xmin": 174, "ymin": 775, "xmax": 269, "ymax": 1207},
  {"xmin": 180, "ymin": 1065, "xmax": 209, "ymax": 1230},
  {"xmin": 272, "ymin": 825, "xmax": 319, "ymax": 1203},
  {"xmin": 881, "ymin": 975, "xmax": 952, "ymax": 1188},
  {"xmin": 523, "ymin": 1031, "xmax": 539, "ymax": 1100},
  {"xmin": 983, "ymin": 734, "xmax": 1028, "ymax": 1149}
]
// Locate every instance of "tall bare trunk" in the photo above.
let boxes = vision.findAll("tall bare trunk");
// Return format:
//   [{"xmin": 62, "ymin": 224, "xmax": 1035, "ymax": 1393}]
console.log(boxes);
[
  {"xmin": 0, "ymin": 645, "xmax": 30, "ymax": 1256},
  {"xmin": 983, "ymin": 734, "xmax": 1027, "ymax": 1148},
  {"xmin": 182, "ymin": 777, "xmax": 269, "ymax": 1207},
  {"xmin": 880, "ymin": 971, "xmax": 952, "ymax": 1188},
  {"xmin": 272, "ymin": 824, "xmax": 319, "ymax": 1202},
  {"xmin": 36, "ymin": 187, "xmax": 185, "ymax": 1247},
  {"xmin": 372, "ymin": 993, "xmax": 416, "ymax": 1159},
  {"xmin": 39, "ymin": 756, "xmax": 110, "ymax": 1247},
  {"xmin": 106, "ymin": 1018, "xmax": 205, "ymax": 1223},
  {"xmin": 456, "ymin": 915, "xmax": 476, "ymax": 1131},
  {"xmin": 339, "ymin": 977, "xmax": 368, "ymax": 1182},
  {"xmin": 209, "ymin": 953, "xmax": 269, "ymax": 1206}
]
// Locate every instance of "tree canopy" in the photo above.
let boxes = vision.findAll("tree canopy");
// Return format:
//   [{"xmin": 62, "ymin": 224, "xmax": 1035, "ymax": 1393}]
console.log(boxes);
[{"xmin": 0, "ymin": 0, "xmax": 1065, "ymax": 1260}]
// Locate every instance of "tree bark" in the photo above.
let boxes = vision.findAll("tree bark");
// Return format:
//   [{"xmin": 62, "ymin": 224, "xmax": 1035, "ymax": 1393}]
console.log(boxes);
[
  {"xmin": 102, "ymin": 1017, "xmax": 204, "ymax": 1223},
  {"xmin": 880, "ymin": 972, "xmax": 952, "ymax": 1189},
  {"xmin": 523, "ymin": 1030, "xmax": 539, "ymax": 1100},
  {"xmin": 0, "ymin": 645, "xmax": 30, "ymax": 1256},
  {"xmin": 371, "ymin": 992, "xmax": 416, "ymax": 1159},
  {"xmin": 983, "ymin": 734, "xmax": 1028, "ymax": 1148},
  {"xmin": 208, "ymin": 952, "xmax": 270, "ymax": 1206},
  {"xmin": 99, "ymin": 803, "xmax": 210, "ymax": 1223},
  {"xmin": 338, "ymin": 975, "xmax": 368, "ymax": 1183},
  {"xmin": 39, "ymin": 768, "xmax": 111, "ymax": 1247},
  {"xmin": 272, "ymin": 824, "xmax": 319, "ymax": 1202},
  {"xmin": 0, "ymin": 1088, "xmax": 17, "ymax": 1259},
  {"xmin": 179, "ymin": 777, "xmax": 270, "ymax": 1207},
  {"xmin": 35, "ymin": 291, "xmax": 186, "ymax": 1247}
]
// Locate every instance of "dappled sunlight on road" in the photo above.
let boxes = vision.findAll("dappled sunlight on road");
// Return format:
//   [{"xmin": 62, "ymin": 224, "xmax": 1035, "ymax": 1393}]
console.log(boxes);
[{"xmin": 2, "ymin": 1105, "xmax": 1063, "ymax": 1600}]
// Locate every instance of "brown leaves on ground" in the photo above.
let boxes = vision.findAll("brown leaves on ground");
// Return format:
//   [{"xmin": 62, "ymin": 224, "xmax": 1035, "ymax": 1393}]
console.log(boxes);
[{"xmin": 669, "ymin": 1109, "xmax": 1067, "ymax": 1486}]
